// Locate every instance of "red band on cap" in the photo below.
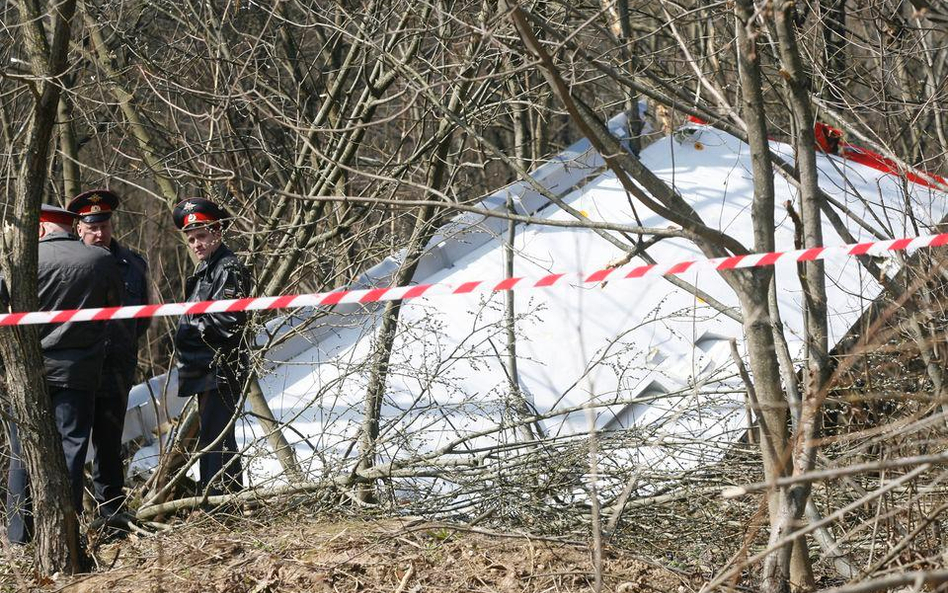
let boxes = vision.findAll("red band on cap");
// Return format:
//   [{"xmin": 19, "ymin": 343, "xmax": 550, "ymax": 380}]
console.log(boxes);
[
  {"xmin": 182, "ymin": 212, "xmax": 216, "ymax": 228},
  {"xmin": 77, "ymin": 204, "xmax": 112, "ymax": 216},
  {"xmin": 40, "ymin": 211, "xmax": 76, "ymax": 225}
]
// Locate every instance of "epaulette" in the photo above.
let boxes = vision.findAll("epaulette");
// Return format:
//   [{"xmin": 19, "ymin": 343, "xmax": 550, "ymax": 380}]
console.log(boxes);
[
  {"xmin": 219, "ymin": 258, "xmax": 250, "ymax": 282},
  {"xmin": 220, "ymin": 256, "xmax": 245, "ymax": 271}
]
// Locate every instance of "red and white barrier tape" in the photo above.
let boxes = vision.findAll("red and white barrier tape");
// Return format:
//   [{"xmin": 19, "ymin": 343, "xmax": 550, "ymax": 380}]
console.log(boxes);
[{"xmin": 2, "ymin": 232, "xmax": 947, "ymax": 327}]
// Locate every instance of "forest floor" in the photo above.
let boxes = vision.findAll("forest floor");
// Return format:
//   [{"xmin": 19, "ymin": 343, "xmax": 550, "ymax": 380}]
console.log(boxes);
[{"xmin": 0, "ymin": 511, "xmax": 694, "ymax": 593}]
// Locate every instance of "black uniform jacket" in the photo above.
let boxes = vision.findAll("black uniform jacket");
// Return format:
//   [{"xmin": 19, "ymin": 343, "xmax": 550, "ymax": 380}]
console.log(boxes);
[
  {"xmin": 101, "ymin": 239, "xmax": 150, "ymax": 397},
  {"xmin": 0, "ymin": 232, "xmax": 123, "ymax": 391},
  {"xmin": 174, "ymin": 244, "xmax": 251, "ymax": 398}
]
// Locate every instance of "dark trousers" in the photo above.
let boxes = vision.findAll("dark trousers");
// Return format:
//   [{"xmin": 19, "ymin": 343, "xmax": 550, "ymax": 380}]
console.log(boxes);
[
  {"xmin": 90, "ymin": 387, "xmax": 129, "ymax": 517},
  {"xmin": 6, "ymin": 387, "xmax": 94, "ymax": 544},
  {"xmin": 197, "ymin": 388, "xmax": 243, "ymax": 496}
]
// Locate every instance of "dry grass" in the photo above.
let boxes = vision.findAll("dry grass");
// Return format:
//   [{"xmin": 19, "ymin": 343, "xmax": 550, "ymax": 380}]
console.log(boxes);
[{"xmin": 1, "ymin": 512, "xmax": 692, "ymax": 593}]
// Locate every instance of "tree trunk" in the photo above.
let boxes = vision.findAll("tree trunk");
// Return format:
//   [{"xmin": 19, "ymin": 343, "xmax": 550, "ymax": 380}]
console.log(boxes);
[
  {"xmin": 247, "ymin": 376, "xmax": 303, "ymax": 483},
  {"xmin": 0, "ymin": 0, "xmax": 81, "ymax": 574},
  {"xmin": 761, "ymin": 4, "xmax": 830, "ymax": 591},
  {"xmin": 735, "ymin": 3, "xmax": 815, "ymax": 590},
  {"xmin": 57, "ymin": 92, "xmax": 79, "ymax": 200},
  {"xmin": 503, "ymin": 74, "xmax": 535, "ymax": 442},
  {"xmin": 0, "ymin": 328, "xmax": 82, "ymax": 573}
]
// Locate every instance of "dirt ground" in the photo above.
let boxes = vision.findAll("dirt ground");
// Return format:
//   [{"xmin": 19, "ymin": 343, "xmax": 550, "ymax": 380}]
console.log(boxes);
[{"xmin": 0, "ymin": 512, "xmax": 693, "ymax": 593}]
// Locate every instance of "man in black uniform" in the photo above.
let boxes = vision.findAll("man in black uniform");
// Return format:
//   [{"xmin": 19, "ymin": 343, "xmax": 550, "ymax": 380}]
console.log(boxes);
[
  {"xmin": 3, "ymin": 205, "xmax": 122, "ymax": 544},
  {"xmin": 67, "ymin": 189, "xmax": 152, "ymax": 524},
  {"xmin": 172, "ymin": 197, "xmax": 250, "ymax": 497}
]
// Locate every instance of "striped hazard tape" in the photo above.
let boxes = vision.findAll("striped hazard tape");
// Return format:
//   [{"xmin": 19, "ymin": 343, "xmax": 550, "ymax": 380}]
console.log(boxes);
[{"xmin": 1, "ymin": 232, "xmax": 947, "ymax": 327}]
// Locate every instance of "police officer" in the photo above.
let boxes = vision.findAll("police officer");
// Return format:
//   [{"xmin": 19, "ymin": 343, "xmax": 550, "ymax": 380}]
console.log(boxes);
[
  {"xmin": 172, "ymin": 197, "xmax": 250, "ymax": 497},
  {"xmin": 67, "ymin": 189, "xmax": 153, "ymax": 526},
  {"xmin": 3, "ymin": 205, "xmax": 122, "ymax": 544}
]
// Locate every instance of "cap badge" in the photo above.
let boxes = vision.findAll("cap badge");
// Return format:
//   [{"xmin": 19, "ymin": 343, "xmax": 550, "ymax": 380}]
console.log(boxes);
[
  {"xmin": 89, "ymin": 205, "xmax": 102, "ymax": 213},
  {"xmin": 183, "ymin": 201, "xmax": 197, "ymax": 212},
  {"xmin": 88, "ymin": 194, "xmax": 102, "ymax": 203},
  {"xmin": 186, "ymin": 213, "xmax": 197, "ymax": 225}
]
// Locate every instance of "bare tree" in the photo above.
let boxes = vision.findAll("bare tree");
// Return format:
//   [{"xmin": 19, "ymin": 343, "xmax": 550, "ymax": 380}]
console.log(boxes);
[{"xmin": 0, "ymin": 0, "xmax": 84, "ymax": 575}]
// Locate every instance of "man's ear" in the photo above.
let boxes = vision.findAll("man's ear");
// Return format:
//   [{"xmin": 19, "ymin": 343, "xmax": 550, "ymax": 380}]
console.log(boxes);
[{"xmin": 38, "ymin": 222, "xmax": 47, "ymax": 238}]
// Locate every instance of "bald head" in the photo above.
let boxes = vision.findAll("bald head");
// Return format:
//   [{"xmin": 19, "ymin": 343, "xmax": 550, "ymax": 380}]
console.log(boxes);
[
  {"xmin": 39, "ymin": 220, "xmax": 73, "ymax": 238},
  {"xmin": 38, "ymin": 204, "xmax": 78, "ymax": 238}
]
